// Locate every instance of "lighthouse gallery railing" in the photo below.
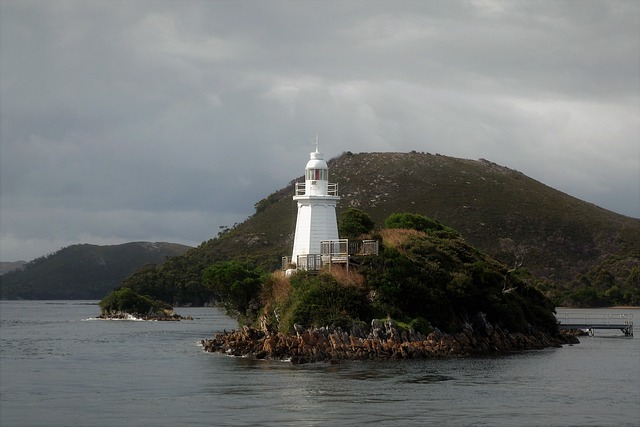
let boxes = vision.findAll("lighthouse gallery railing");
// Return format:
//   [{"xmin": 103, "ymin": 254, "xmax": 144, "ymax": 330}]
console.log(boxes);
[{"xmin": 295, "ymin": 182, "xmax": 339, "ymax": 196}]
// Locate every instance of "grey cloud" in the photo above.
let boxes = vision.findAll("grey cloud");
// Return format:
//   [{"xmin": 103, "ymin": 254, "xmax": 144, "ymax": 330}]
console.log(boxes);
[{"xmin": 1, "ymin": 0, "xmax": 638, "ymax": 261}]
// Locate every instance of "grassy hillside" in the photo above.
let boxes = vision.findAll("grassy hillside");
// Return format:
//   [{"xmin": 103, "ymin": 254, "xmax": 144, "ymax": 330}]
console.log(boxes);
[
  {"xmin": 330, "ymin": 153, "xmax": 639, "ymax": 282},
  {"xmin": 0, "ymin": 242, "xmax": 191, "ymax": 300},
  {"xmin": 121, "ymin": 151, "xmax": 640, "ymax": 307}
]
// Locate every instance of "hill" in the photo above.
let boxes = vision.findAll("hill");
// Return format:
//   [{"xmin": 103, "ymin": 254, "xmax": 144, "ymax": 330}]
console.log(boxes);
[
  {"xmin": 0, "ymin": 242, "xmax": 192, "ymax": 300},
  {"xmin": 121, "ymin": 151, "xmax": 640, "ymax": 307}
]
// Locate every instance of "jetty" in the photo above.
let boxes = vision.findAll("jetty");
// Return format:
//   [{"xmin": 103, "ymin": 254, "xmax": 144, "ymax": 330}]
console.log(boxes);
[{"xmin": 556, "ymin": 312, "xmax": 634, "ymax": 337}]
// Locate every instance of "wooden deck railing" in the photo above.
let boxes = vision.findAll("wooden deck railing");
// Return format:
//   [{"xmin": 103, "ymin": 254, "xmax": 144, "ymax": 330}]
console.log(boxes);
[{"xmin": 283, "ymin": 239, "xmax": 379, "ymax": 272}]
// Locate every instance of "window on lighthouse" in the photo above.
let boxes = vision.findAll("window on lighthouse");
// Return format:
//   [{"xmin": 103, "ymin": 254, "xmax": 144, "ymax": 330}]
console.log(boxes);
[{"xmin": 306, "ymin": 169, "xmax": 327, "ymax": 181}]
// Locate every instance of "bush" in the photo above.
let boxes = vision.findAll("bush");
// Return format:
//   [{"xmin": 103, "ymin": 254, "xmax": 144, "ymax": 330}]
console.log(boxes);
[
  {"xmin": 202, "ymin": 260, "xmax": 265, "ymax": 319},
  {"xmin": 384, "ymin": 212, "xmax": 444, "ymax": 232},
  {"xmin": 278, "ymin": 272, "xmax": 371, "ymax": 332},
  {"xmin": 338, "ymin": 208, "xmax": 375, "ymax": 238},
  {"xmin": 99, "ymin": 288, "xmax": 171, "ymax": 316},
  {"xmin": 408, "ymin": 316, "xmax": 433, "ymax": 335}
]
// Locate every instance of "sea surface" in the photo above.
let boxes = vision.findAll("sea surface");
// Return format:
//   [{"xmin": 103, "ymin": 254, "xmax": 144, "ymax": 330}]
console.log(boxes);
[{"xmin": 0, "ymin": 301, "xmax": 638, "ymax": 426}]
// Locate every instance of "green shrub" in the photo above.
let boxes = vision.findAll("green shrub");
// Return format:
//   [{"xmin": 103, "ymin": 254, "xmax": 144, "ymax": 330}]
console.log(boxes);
[
  {"xmin": 408, "ymin": 316, "xmax": 433, "ymax": 335},
  {"xmin": 279, "ymin": 272, "xmax": 370, "ymax": 332},
  {"xmin": 384, "ymin": 212, "xmax": 444, "ymax": 232},
  {"xmin": 338, "ymin": 208, "xmax": 375, "ymax": 238},
  {"xmin": 99, "ymin": 288, "xmax": 171, "ymax": 316},
  {"xmin": 202, "ymin": 260, "xmax": 265, "ymax": 318}
]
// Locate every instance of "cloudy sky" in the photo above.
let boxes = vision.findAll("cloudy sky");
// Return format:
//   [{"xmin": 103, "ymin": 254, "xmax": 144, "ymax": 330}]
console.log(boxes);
[{"xmin": 1, "ymin": 0, "xmax": 638, "ymax": 262}]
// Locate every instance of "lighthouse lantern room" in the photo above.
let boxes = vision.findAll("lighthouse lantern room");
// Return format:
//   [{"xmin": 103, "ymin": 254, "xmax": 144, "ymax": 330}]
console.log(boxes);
[{"xmin": 290, "ymin": 141, "xmax": 340, "ymax": 269}]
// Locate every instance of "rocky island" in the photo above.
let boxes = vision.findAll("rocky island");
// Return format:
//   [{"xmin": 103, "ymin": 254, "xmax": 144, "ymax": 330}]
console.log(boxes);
[
  {"xmin": 98, "ymin": 287, "xmax": 192, "ymax": 321},
  {"xmin": 200, "ymin": 213, "xmax": 579, "ymax": 364},
  {"xmin": 202, "ymin": 316, "xmax": 578, "ymax": 365}
]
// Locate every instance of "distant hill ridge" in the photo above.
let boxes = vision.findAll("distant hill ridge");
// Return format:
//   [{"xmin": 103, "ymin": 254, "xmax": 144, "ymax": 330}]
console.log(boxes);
[
  {"xmin": 0, "ymin": 242, "xmax": 192, "ymax": 299},
  {"xmin": 0, "ymin": 261, "xmax": 27, "ymax": 275},
  {"xmin": 121, "ymin": 151, "xmax": 639, "ymax": 307}
]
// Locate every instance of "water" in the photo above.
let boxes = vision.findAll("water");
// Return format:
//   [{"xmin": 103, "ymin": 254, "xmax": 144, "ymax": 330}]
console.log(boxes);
[{"xmin": 1, "ymin": 301, "xmax": 638, "ymax": 426}]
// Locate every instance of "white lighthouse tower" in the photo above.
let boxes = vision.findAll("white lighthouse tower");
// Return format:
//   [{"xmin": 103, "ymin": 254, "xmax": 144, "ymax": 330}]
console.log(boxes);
[{"xmin": 290, "ymin": 140, "xmax": 340, "ymax": 268}]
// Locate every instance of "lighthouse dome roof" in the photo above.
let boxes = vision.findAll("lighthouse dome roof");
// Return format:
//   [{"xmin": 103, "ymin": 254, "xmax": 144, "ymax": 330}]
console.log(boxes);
[
  {"xmin": 305, "ymin": 149, "xmax": 327, "ymax": 169},
  {"xmin": 306, "ymin": 157, "xmax": 328, "ymax": 169}
]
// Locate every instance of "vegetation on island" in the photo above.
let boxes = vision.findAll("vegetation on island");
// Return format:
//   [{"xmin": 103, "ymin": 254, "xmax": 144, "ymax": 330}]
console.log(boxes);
[
  {"xmin": 98, "ymin": 287, "xmax": 173, "ymax": 318},
  {"xmin": 97, "ymin": 287, "xmax": 192, "ymax": 320},
  {"xmin": 338, "ymin": 207, "xmax": 376, "ymax": 238},
  {"xmin": 254, "ymin": 211, "xmax": 558, "ymax": 336},
  {"xmin": 120, "ymin": 210, "xmax": 559, "ymax": 336},
  {"xmin": 202, "ymin": 260, "xmax": 266, "ymax": 323}
]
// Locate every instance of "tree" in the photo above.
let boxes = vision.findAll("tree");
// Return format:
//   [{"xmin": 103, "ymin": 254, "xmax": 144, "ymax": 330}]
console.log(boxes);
[
  {"xmin": 338, "ymin": 208, "xmax": 375, "ymax": 238},
  {"xmin": 384, "ymin": 212, "xmax": 443, "ymax": 232},
  {"xmin": 254, "ymin": 193, "xmax": 280, "ymax": 214},
  {"xmin": 202, "ymin": 260, "xmax": 264, "ymax": 317}
]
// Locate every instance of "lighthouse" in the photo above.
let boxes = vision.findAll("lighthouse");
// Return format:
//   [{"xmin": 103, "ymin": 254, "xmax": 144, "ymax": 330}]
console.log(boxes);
[{"xmin": 290, "ymin": 141, "xmax": 340, "ymax": 268}]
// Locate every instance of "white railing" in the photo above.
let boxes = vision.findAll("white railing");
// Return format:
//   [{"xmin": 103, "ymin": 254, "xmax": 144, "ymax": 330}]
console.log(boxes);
[
  {"xmin": 283, "ymin": 239, "xmax": 380, "ymax": 272},
  {"xmin": 294, "ymin": 182, "xmax": 339, "ymax": 196},
  {"xmin": 556, "ymin": 312, "xmax": 634, "ymax": 336},
  {"xmin": 320, "ymin": 239, "xmax": 379, "ymax": 257},
  {"xmin": 556, "ymin": 313, "xmax": 633, "ymax": 326},
  {"xmin": 320, "ymin": 239, "xmax": 348, "ymax": 257},
  {"xmin": 354, "ymin": 240, "xmax": 379, "ymax": 256},
  {"xmin": 295, "ymin": 254, "xmax": 323, "ymax": 271}
]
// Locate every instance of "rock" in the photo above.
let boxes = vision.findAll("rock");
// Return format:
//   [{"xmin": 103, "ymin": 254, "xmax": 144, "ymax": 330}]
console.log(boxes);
[
  {"xmin": 350, "ymin": 322, "xmax": 368, "ymax": 338},
  {"xmin": 293, "ymin": 323, "xmax": 305, "ymax": 336},
  {"xmin": 371, "ymin": 327, "xmax": 386, "ymax": 340},
  {"xmin": 97, "ymin": 311, "xmax": 191, "ymax": 321},
  {"xmin": 371, "ymin": 318, "xmax": 384, "ymax": 330},
  {"xmin": 472, "ymin": 312, "xmax": 494, "ymax": 337},
  {"xmin": 200, "ymin": 323, "xmax": 578, "ymax": 364}
]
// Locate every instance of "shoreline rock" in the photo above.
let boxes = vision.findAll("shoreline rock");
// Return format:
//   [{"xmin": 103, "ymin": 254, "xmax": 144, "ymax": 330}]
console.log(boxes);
[
  {"xmin": 560, "ymin": 328, "xmax": 590, "ymax": 337},
  {"xmin": 97, "ymin": 312, "xmax": 192, "ymax": 321},
  {"xmin": 201, "ymin": 324, "xmax": 579, "ymax": 364}
]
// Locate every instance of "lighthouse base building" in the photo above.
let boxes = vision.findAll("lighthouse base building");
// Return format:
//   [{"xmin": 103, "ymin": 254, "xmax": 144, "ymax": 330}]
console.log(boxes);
[
  {"xmin": 290, "ymin": 145, "xmax": 340, "ymax": 269},
  {"xmin": 291, "ymin": 200, "xmax": 339, "ymax": 260},
  {"xmin": 285, "ymin": 142, "xmax": 377, "ymax": 273}
]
